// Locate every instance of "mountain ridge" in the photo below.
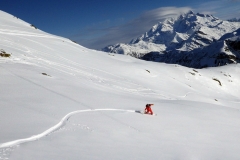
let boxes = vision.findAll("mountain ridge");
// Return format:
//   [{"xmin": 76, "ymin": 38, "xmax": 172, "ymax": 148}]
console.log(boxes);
[{"xmin": 103, "ymin": 11, "xmax": 240, "ymax": 68}]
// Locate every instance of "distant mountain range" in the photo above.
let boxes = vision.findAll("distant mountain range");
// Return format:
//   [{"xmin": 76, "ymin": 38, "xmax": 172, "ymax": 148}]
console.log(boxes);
[
  {"xmin": 228, "ymin": 18, "xmax": 240, "ymax": 22},
  {"xmin": 102, "ymin": 11, "xmax": 240, "ymax": 68}
]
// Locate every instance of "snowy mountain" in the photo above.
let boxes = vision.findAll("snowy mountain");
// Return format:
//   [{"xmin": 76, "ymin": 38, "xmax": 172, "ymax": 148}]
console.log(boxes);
[
  {"xmin": 103, "ymin": 11, "xmax": 240, "ymax": 68},
  {"xmin": 141, "ymin": 30, "xmax": 240, "ymax": 68},
  {"xmin": 1, "ymin": 10, "xmax": 240, "ymax": 160}
]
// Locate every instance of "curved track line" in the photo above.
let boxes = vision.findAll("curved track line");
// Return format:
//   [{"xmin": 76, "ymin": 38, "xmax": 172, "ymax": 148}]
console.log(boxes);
[{"xmin": 0, "ymin": 109, "xmax": 136, "ymax": 149}]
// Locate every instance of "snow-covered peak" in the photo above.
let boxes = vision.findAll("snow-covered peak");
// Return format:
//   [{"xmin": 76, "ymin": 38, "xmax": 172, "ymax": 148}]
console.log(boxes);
[
  {"xmin": 103, "ymin": 11, "xmax": 240, "ymax": 68},
  {"xmin": 130, "ymin": 11, "xmax": 227, "ymax": 46}
]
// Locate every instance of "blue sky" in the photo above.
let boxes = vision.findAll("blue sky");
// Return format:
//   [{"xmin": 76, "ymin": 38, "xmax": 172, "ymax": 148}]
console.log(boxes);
[{"xmin": 1, "ymin": 0, "xmax": 240, "ymax": 49}]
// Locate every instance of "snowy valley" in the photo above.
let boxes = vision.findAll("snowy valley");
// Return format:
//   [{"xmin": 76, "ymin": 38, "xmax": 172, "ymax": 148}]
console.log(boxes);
[{"xmin": 0, "ymin": 10, "xmax": 240, "ymax": 160}]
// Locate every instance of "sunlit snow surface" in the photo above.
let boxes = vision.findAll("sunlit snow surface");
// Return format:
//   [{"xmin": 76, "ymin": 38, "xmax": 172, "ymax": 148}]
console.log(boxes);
[{"xmin": 0, "ymin": 10, "xmax": 240, "ymax": 160}]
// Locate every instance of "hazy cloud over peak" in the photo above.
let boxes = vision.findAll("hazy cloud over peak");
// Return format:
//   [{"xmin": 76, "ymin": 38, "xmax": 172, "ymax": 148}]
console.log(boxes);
[
  {"xmin": 72, "ymin": 1, "xmax": 240, "ymax": 50},
  {"xmin": 75, "ymin": 7, "xmax": 191, "ymax": 49}
]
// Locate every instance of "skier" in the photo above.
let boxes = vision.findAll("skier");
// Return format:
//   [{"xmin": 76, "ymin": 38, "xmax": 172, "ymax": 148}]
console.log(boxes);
[{"xmin": 145, "ymin": 104, "xmax": 154, "ymax": 115}]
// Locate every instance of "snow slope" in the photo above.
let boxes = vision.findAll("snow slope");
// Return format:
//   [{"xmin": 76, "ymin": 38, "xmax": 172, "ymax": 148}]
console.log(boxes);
[{"xmin": 0, "ymin": 10, "xmax": 240, "ymax": 160}]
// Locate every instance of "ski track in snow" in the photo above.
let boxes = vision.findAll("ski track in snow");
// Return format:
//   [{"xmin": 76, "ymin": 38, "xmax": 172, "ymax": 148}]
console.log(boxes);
[
  {"xmin": 0, "ymin": 28, "xmax": 62, "ymax": 40},
  {"xmin": 0, "ymin": 109, "xmax": 136, "ymax": 149},
  {"xmin": 0, "ymin": 47, "xmax": 174, "ymax": 100},
  {"xmin": 0, "ymin": 32, "xmax": 174, "ymax": 100}
]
